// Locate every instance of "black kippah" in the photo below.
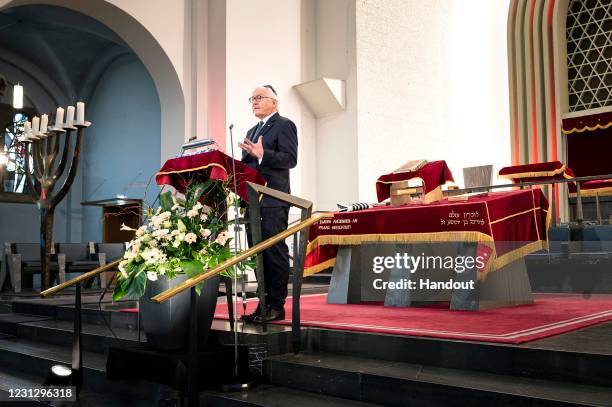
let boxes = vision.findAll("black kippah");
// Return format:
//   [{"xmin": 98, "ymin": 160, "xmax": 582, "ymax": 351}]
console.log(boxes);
[{"xmin": 263, "ymin": 84, "xmax": 277, "ymax": 95}]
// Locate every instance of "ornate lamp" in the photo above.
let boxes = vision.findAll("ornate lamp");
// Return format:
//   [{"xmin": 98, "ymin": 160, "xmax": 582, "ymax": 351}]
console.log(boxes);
[{"xmin": 21, "ymin": 103, "xmax": 91, "ymax": 290}]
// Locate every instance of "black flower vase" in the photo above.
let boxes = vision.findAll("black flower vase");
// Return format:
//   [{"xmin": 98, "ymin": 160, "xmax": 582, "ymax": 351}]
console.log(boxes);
[{"xmin": 139, "ymin": 273, "xmax": 220, "ymax": 350}]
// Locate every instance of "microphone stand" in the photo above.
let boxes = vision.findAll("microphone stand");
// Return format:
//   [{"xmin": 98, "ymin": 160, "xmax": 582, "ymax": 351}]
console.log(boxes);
[
  {"xmin": 225, "ymin": 124, "xmax": 255, "ymax": 391},
  {"xmin": 228, "ymin": 125, "xmax": 248, "ymax": 335},
  {"xmin": 228, "ymin": 124, "xmax": 240, "ymax": 377}
]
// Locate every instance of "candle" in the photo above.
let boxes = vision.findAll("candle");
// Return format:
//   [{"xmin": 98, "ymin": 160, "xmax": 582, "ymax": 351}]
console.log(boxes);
[
  {"xmin": 76, "ymin": 102, "xmax": 85, "ymax": 123},
  {"xmin": 55, "ymin": 107, "xmax": 64, "ymax": 128},
  {"xmin": 32, "ymin": 117, "xmax": 40, "ymax": 133},
  {"xmin": 13, "ymin": 84, "xmax": 23, "ymax": 109},
  {"xmin": 40, "ymin": 114, "xmax": 48, "ymax": 133},
  {"xmin": 66, "ymin": 106, "xmax": 75, "ymax": 126},
  {"xmin": 23, "ymin": 121, "xmax": 31, "ymax": 140}
]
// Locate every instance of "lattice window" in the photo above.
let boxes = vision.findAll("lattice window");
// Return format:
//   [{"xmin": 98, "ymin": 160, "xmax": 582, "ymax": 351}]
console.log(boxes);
[{"xmin": 566, "ymin": 0, "xmax": 612, "ymax": 112}]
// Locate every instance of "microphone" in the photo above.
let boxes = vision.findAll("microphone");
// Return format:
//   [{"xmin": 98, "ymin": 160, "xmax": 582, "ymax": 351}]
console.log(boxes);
[
  {"xmin": 180, "ymin": 138, "xmax": 215, "ymax": 154},
  {"xmin": 229, "ymin": 124, "xmax": 234, "ymax": 130}
]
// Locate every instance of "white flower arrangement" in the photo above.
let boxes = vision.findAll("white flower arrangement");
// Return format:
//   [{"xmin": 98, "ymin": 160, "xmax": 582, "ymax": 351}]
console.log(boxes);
[{"xmin": 113, "ymin": 182, "xmax": 252, "ymax": 301}]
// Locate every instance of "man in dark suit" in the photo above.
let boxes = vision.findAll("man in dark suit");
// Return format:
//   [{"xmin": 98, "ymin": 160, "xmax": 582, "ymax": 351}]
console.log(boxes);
[{"xmin": 238, "ymin": 85, "xmax": 298, "ymax": 322}]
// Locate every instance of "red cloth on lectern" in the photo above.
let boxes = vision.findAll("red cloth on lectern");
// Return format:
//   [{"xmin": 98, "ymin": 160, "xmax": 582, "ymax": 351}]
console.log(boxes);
[
  {"xmin": 155, "ymin": 150, "xmax": 265, "ymax": 201},
  {"xmin": 304, "ymin": 189, "xmax": 549, "ymax": 279},
  {"xmin": 498, "ymin": 161, "xmax": 575, "ymax": 184},
  {"xmin": 376, "ymin": 160, "xmax": 454, "ymax": 202}
]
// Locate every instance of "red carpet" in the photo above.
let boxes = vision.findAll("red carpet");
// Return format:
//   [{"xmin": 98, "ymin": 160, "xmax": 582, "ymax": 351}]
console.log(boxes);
[{"xmin": 214, "ymin": 293, "xmax": 612, "ymax": 344}]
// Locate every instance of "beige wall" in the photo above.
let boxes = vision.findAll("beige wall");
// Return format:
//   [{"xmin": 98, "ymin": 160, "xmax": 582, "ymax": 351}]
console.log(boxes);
[
  {"xmin": 225, "ymin": 0, "xmax": 317, "ymax": 209},
  {"xmin": 106, "ymin": 0, "xmax": 188, "ymax": 88},
  {"xmin": 314, "ymin": 0, "xmax": 359, "ymax": 210},
  {"xmin": 355, "ymin": 0, "xmax": 511, "ymax": 202},
  {"xmin": 447, "ymin": 0, "xmax": 511, "ymax": 185},
  {"xmin": 356, "ymin": 0, "xmax": 454, "ymax": 201}
]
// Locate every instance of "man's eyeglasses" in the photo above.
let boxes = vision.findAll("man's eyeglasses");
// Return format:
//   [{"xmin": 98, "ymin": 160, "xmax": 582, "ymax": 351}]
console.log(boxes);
[{"xmin": 248, "ymin": 95, "xmax": 274, "ymax": 103}]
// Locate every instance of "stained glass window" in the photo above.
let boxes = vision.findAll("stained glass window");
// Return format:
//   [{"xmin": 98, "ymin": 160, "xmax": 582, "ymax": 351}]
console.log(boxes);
[{"xmin": 2, "ymin": 112, "xmax": 31, "ymax": 194}]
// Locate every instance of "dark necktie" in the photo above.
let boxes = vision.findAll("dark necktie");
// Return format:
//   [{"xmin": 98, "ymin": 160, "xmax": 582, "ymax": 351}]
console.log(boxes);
[{"xmin": 251, "ymin": 121, "xmax": 264, "ymax": 141}]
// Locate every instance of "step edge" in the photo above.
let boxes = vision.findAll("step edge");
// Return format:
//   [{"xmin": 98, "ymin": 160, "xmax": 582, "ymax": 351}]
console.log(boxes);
[{"xmin": 267, "ymin": 356, "xmax": 611, "ymax": 406}]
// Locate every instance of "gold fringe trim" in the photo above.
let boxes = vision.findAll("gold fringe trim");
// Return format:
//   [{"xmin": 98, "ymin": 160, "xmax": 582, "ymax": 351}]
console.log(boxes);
[
  {"xmin": 562, "ymin": 121, "xmax": 612, "ymax": 135},
  {"xmin": 303, "ymin": 258, "xmax": 336, "ymax": 277},
  {"xmin": 531, "ymin": 191, "xmax": 540, "ymax": 241},
  {"xmin": 484, "ymin": 201, "xmax": 493, "ymax": 236},
  {"xmin": 544, "ymin": 206, "xmax": 551, "ymax": 250},
  {"xmin": 488, "ymin": 241, "xmax": 545, "ymax": 274},
  {"xmin": 156, "ymin": 162, "xmax": 268, "ymax": 194},
  {"xmin": 157, "ymin": 162, "xmax": 228, "ymax": 177},
  {"xmin": 499, "ymin": 165, "xmax": 566, "ymax": 180},
  {"xmin": 306, "ymin": 231, "xmax": 495, "ymax": 253},
  {"xmin": 569, "ymin": 186, "xmax": 612, "ymax": 197}
]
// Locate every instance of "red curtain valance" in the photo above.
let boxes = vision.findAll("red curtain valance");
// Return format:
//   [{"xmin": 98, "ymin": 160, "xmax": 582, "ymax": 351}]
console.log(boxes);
[{"xmin": 562, "ymin": 110, "xmax": 612, "ymax": 134}]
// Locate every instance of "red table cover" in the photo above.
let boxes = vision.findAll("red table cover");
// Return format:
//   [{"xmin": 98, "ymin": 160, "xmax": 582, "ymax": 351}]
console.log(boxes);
[
  {"xmin": 155, "ymin": 150, "xmax": 266, "ymax": 201},
  {"xmin": 376, "ymin": 160, "xmax": 454, "ymax": 202},
  {"xmin": 304, "ymin": 189, "xmax": 549, "ymax": 279},
  {"xmin": 498, "ymin": 161, "xmax": 575, "ymax": 184}
]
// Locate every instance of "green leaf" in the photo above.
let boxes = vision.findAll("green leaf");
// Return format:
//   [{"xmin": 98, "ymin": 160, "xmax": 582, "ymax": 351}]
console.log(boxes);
[
  {"xmin": 159, "ymin": 191, "xmax": 174, "ymax": 211},
  {"xmin": 220, "ymin": 266, "xmax": 236, "ymax": 279},
  {"xmin": 191, "ymin": 180, "xmax": 213, "ymax": 205},
  {"xmin": 180, "ymin": 259, "xmax": 204, "ymax": 278},
  {"xmin": 112, "ymin": 281, "xmax": 127, "ymax": 302},
  {"xmin": 125, "ymin": 271, "xmax": 147, "ymax": 300},
  {"xmin": 195, "ymin": 282, "xmax": 203, "ymax": 296}
]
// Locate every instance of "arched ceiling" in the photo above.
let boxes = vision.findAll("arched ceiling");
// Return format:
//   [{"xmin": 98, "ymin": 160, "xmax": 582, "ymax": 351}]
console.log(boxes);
[{"xmin": 0, "ymin": 4, "xmax": 132, "ymax": 104}]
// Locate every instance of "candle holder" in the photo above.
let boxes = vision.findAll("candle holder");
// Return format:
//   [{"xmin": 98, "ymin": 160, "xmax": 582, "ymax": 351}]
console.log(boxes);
[{"xmin": 22, "ymin": 118, "xmax": 91, "ymax": 290}]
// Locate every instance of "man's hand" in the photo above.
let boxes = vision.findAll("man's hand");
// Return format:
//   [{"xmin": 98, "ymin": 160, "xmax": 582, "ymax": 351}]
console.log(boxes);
[{"xmin": 238, "ymin": 137, "xmax": 264, "ymax": 159}]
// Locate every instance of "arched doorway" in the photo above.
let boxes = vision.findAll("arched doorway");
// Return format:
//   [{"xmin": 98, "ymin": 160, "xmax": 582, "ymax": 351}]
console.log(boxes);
[
  {"xmin": 0, "ymin": 0, "xmax": 185, "ymax": 161},
  {"xmin": 0, "ymin": 1, "xmax": 184, "ymax": 259}
]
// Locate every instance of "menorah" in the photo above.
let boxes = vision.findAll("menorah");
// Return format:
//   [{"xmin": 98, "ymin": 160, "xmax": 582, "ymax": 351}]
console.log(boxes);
[{"xmin": 19, "ymin": 104, "xmax": 91, "ymax": 290}]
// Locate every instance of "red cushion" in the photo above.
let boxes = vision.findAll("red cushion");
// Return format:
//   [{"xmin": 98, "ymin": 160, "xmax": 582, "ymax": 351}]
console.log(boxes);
[
  {"xmin": 499, "ymin": 161, "xmax": 574, "ymax": 183},
  {"xmin": 569, "ymin": 179, "xmax": 612, "ymax": 196}
]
